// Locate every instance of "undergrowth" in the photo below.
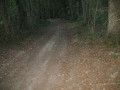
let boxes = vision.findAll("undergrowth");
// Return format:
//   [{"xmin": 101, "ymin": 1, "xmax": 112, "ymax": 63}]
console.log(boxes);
[
  {"xmin": 71, "ymin": 14, "xmax": 109, "ymax": 46},
  {"xmin": 72, "ymin": 22, "xmax": 106, "ymax": 45},
  {"xmin": 72, "ymin": 21, "xmax": 120, "ymax": 48},
  {"xmin": 104, "ymin": 34, "xmax": 120, "ymax": 48},
  {"xmin": 0, "ymin": 20, "xmax": 51, "ymax": 45}
]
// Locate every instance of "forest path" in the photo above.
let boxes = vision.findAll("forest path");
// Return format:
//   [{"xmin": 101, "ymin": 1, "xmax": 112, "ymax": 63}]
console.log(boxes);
[{"xmin": 0, "ymin": 19, "xmax": 120, "ymax": 90}]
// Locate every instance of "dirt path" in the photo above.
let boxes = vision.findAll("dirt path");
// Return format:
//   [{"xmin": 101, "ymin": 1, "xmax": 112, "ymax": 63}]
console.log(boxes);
[{"xmin": 0, "ymin": 19, "xmax": 120, "ymax": 90}]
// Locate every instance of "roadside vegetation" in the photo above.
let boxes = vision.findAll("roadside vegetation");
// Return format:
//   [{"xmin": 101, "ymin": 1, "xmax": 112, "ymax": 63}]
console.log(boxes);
[{"xmin": 0, "ymin": 0, "xmax": 120, "ymax": 47}]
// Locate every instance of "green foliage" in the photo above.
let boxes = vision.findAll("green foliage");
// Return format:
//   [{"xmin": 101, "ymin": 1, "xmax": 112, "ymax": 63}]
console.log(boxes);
[
  {"xmin": 72, "ymin": 33, "xmax": 81, "ymax": 45},
  {"xmin": 96, "ymin": 12, "xmax": 108, "ymax": 24},
  {"xmin": 0, "ymin": 0, "xmax": 110, "ymax": 46},
  {"xmin": 104, "ymin": 34, "xmax": 120, "ymax": 48},
  {"xmin": 0, "ymin": 20, "xmax": 50, "ymax": 44},
  {"xmin": 77, "ymin": 16, "xmax": 84, "ymax": 25},
  {"xmin": 113, "ymin": 52, "xmax": 117, "ymax": 60}
]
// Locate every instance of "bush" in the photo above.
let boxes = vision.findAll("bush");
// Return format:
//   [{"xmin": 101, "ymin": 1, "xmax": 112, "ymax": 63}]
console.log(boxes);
[{"xmin": 104, "ymin": 34, "xmax": 120, "ymax": 47}]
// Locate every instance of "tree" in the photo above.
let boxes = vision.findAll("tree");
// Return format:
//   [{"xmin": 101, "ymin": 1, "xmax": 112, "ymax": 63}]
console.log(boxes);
[
  {"xmin": 68, "ymin": 0, "xmax": 74, "ymax": 18},
  {"xmin": 15, "ymin": 0, "xmax": 27, "ymax": 30},
  {"xmin": 27, "ymin": 0, "xmax": 33, "ymax": 29},
  {"xmin": 105, "ymin": 0, "xmax": 120, "ymax": 46},
  {"xmin": 81, "ymin": 0, "xmax": 88, "ymax": 23},
  {"xmin": 0, "ymin": 0, "xmax": 10, "ymax": 39},
  {"xmin": 108, "ymin": 0, "xmax": 120, "ymax": 34}
]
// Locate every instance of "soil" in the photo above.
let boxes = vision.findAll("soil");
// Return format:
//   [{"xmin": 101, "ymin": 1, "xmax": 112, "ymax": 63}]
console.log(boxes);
[{"xmin": 0, "ymin": 19, "xmax": 120, "ymax": 90}]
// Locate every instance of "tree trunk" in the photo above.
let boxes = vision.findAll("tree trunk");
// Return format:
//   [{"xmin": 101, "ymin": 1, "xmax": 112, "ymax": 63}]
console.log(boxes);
[
  {"xmin": 16, "ymin": 0, "xmax": 27, "ymax": 30},
  {"xmin": 81, "ymin": 0, "xmax": 88, "ymax": 23},
  {"xmin": 108, "ymin": 0, "xmax": 120, "ymax": 34},
  {"xmin": 68, "ymin": 0, "xmax": 74, "ymax": 18},
  {"xmin": 28, "ymin": 0, "xmax": 33, "ymax": 29},
  {"xmin": 1, "ymin": 0, "xmax": 10, "ymax": 36},
  {"xmin": 39, "ymin": 0, "xmax": 41, "ymax": 19}
]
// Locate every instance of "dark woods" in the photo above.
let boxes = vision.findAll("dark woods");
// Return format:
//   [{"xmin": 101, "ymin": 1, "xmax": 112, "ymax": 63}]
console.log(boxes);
[{"xmin": 0, "ymin": 0, "xmax": 120, "ymax": 45}]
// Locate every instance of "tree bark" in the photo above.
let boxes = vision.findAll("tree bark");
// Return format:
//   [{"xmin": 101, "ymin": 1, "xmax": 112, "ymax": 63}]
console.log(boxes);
[
  {"xmin": 108, "ymin": 0, "xmax": 120, "ymax": 34},
  {"xmin": 68, "ymin": 0, "xmax": 74, "ymax": 18},
  {"xmin": 1, "ymin": 0, "xmax": 10, "ymax": 35},
  {"xmin": 81, "ymin": 0, "xmax": 88, "ymax": 23},
  {"xmin": 16, "ymin": 0, "xmax": 27, "ymax": 30},
  {"xmin": 28, "ymin": 0, "xmax": 33, "ymax": 29}
]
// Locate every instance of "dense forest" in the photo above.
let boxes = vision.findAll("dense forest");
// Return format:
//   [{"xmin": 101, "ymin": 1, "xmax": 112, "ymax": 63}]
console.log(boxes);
[
  {"xmin": 0, "ymin": 0, "xmax": 119, "ymax": 45},
  {"xmin": 0, "ymin": 0, "xmax": 120, "ymax": 42}
]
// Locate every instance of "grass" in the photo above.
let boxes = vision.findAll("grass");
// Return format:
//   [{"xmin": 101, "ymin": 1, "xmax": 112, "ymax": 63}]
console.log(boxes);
[{"xmin": 113, "ymin": 52, "xmax": 117, "ymax": 60}]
